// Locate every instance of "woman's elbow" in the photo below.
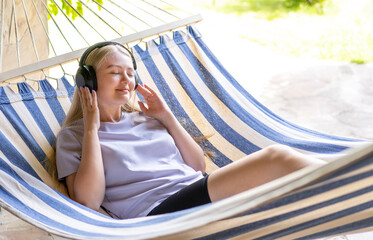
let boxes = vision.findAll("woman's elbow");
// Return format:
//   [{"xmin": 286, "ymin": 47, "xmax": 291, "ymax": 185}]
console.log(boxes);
[
  {"xmin": 196, "ymin": 155, "xmax": 206, "ymax": 174},
  {"xmin": 66, "ymin": 174, "xmax": 104, "ymax": 211},
  {"xmin": 81, "ymin": 201, "xmax": 102, "ymax": 212},
  {"xmin": 73, "ymin": 193, "xmax": 103, "ymax": 211}
]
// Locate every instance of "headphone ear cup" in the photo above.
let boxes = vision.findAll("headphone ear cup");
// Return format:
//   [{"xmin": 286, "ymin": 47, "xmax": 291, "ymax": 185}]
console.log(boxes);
[
  {"xmin": 134, "ymin": 71, "xmax": 139, "ymax": 89},
  {"xmin": 75, "ymin": 65, "xmax": 97, "ymax": 92},
  {"xmin": 75, "ymin": 65, "xmax": 88, "ymax": 89}
]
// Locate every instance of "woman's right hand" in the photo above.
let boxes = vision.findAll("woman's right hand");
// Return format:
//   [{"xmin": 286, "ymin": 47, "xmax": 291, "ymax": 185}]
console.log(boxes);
[
  {"xmin": 79, "ymin": 87, "xmax": 100, "ymax": 131},
  {"xmin": 67, "ymin": 87, "xmax": 105, "ymax": 211}
]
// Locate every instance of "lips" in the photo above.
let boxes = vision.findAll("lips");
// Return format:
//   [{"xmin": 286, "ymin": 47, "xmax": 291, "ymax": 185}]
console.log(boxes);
[{"xmin": 116, "ymin": 88, "xmax": 129, "ymax": 93}]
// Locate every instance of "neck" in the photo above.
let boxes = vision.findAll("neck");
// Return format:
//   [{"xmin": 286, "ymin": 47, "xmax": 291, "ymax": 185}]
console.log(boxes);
[{"xmin": 99, "ymin": 105, "xmax": 122, "ymax": 122}]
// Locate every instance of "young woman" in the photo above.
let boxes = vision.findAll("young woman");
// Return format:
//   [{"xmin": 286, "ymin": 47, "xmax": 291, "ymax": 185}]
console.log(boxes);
[{"xmin": 55, "ymin": 42, "xmax": 325, "ymax": 219}]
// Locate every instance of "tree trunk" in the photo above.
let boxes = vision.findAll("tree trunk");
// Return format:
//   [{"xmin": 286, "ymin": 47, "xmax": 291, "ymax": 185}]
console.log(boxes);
[{"xmin": 1, "ymin": 0, "xmax": 48, "ymax": 77}]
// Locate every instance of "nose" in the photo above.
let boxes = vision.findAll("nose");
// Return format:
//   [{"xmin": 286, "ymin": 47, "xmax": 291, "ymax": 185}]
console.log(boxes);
[
  {"xmin": 120, "ymin": 72, "xmax": 136, "ymax": 89},
  {"xmin": 120, "ymin": 72, "xmax": 130, "ymax": 84}
]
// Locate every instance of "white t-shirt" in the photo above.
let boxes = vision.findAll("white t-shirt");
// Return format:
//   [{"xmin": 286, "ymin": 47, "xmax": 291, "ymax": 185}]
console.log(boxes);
[{"xmin": 56, "ymin": 111, "xmax": 203, "ymax": 219}]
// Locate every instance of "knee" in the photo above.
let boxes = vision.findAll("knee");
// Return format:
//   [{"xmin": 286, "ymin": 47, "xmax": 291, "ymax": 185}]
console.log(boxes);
[
  {"xmin": 263, "ymin": 144, "xmax": 294, "ymax": 161},
  {"xmin": 262, "ymin": 144, "xmax": 307, "ymax": 169}
]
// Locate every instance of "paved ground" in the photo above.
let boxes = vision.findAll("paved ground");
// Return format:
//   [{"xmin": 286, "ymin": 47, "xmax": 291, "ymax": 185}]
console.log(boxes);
[
  {"xmin": 1, "ymin": 9, "xmax": 372, "ymax": 240},
  {"xmin": 198, "ymin": 10, "xmax": 373, "ymax": 142}
]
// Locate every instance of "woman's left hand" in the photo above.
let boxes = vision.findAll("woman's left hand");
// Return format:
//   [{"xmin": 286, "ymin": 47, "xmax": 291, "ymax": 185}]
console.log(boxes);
[
  {"xmin": 136, "ymin": 84, "xmax": 171, "ymax": 123},
  {"xmin": 137, "ymin": 84, "xmax": 206, "ymax": 173}
]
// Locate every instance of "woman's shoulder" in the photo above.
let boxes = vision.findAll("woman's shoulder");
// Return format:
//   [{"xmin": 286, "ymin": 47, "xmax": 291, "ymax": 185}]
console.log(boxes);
[{"xmin": 58, "ymin": 118, "xmax": 84, "ymax": 140}]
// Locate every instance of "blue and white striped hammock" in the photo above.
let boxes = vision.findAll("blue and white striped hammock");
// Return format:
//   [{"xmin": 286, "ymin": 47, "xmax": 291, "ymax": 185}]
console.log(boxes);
[{"xmin": 1, "ymin": 26, "xmax": 373, "ymax": 239}]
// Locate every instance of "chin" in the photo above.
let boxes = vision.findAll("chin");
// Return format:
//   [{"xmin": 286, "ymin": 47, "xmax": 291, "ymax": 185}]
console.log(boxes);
[{"xmin": 116, "ymin": 96, "xmax": 130, "ymax": 105}]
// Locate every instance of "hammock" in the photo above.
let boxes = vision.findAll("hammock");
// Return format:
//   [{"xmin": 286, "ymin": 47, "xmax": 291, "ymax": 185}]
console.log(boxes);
[{"xmin": 1, "ymin": 25, "xmax": 373, "ymax": 239}]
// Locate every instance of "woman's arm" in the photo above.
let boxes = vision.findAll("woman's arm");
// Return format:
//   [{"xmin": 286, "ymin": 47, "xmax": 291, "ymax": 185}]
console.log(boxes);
[
  {"xmin": 66, "ymin": 87, "xmax": 105, "ymax": 211},
  {"xmin": 137, "ymin": 84, "xmax": 206, "ymax": 173},
  {"xmin": 160, "ymin": 110, "xmax": 206, "ymax": 173}
]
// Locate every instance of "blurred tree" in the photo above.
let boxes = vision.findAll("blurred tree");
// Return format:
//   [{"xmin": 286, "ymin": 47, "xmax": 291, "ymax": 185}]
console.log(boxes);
[
  {"xmin": 212, "ymin": 0, "xmax": 329, "ymax": 17},
  {"xmin": 284, "ymin": 0, "xmax": 326, "ymax": 9},
  {"xmin": 47, "ymin": 0, "xmax": 104, "ymax": 20}
]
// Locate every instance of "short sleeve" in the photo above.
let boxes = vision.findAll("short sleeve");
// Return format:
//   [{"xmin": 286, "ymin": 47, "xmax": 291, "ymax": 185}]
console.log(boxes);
[{"xmin": 56, "ymin": 128, "xmax": 82, "ymax": 180}]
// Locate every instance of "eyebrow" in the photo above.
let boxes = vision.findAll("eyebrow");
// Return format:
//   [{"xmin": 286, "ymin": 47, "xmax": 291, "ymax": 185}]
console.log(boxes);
[
  {"xmin": 106, "ymin": 64, "xmax": 134, "ymax": 71},
  {"xmin": 106, "ymin": 64, "xmax": 122, "ymax": 69}
]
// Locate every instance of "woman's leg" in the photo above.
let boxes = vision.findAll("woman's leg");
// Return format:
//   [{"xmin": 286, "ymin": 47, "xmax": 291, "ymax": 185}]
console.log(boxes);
[{"xmin": 207, "ymin": 144, "xmax": 326, "ymax": 202}]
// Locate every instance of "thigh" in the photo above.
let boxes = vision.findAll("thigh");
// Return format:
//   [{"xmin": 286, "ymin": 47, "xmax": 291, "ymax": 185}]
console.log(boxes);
[
  {"xmin": 147, "ymin": 176, "xmax": 211, "ymax": 216},
  {"xmin": 207, "ymin": 145, "xmax": 319, "ymax": 202}
]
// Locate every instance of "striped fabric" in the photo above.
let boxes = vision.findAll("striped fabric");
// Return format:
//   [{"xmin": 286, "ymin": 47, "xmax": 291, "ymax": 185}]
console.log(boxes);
[{"xmin": 1, "ymin": 26, "xmax": 373, "ymax": 239}]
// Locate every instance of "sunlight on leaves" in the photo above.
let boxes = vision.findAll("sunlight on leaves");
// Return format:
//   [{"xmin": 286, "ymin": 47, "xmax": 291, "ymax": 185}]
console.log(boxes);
[{"xmin": 47, "ymin": 0, "xmax": 103, "ymax": 20}]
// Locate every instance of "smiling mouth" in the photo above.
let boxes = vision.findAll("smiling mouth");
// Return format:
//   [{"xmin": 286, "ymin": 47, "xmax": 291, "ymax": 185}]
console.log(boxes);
[{"xmin": 116, "ymin": 89, "xmax": 129, "ymax": 93}]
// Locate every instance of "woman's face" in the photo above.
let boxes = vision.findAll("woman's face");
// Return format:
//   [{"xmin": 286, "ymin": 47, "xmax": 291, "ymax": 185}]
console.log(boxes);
[{"xmin": 95, "ymin": 50, "xmax": 136, "ymax": 108}]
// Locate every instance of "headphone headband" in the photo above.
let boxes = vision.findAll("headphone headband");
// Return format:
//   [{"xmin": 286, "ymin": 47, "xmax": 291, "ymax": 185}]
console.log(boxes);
[{"xmin": 79, "ymin": 41, "xmax": 137, "ymax": 70}]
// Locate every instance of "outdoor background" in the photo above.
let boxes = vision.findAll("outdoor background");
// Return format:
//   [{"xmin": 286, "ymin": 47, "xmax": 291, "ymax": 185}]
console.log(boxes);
[{"xmin": 173, "ymin": 0, "xmax": 373, "ymax": 141}]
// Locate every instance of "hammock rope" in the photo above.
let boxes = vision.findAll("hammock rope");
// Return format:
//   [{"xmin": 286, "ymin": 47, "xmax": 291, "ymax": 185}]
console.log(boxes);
[{"xmin": 0, "ymin": 0, "xmax": 201, "ymax": 84}]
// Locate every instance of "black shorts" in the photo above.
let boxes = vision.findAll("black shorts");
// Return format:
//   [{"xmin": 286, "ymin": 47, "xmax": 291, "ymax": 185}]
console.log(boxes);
[{"xmin": 147, "ymin": 176, "xmax": 211, "ymax": 216}]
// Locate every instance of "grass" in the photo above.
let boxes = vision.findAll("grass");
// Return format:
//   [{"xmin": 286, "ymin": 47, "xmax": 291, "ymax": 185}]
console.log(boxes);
[
  {"xmin": 211, "ymin": 0, "xmax": 328, "ymax": 19},
  {"xmin": 186, "ymin": 0, "xmax": 373, "ymax": 63}
]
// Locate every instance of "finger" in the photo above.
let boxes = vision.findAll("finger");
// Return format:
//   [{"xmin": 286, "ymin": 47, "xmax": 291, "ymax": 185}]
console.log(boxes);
[
  {"xmin": 83, "ymin": 87, "xmax": 92, "ymax": 106},
  {"xmin": 79, "ymin": 97, "xmax": 88, "ymax": 117},
  {"xmin": 137, "ymin": 84, "xmax": 152, "ymax": 98},
  {"xmin": 78, "ymin": 87, "xmax": 82, "ymax": 99},
  {"xmin": 135, "ymin": 84, "xmax": 144, "ymax": 92},
  {"xmin": 143, "ymin": 84, "xmax": 157, "ymax": 96},
  {"xmin": 91, "ymin": 90, "xmax": 98, "ymax": 108},
  {"xmin": 78, "ymin": 87, "xmax": 86, "ymax": 107},
  {"xmin": 135, "ymin": 84, "xmax": 145, "ymax": 97},
  {"xmin": 138, "ymin": 101, "xmax": 148, "ymax": 113},
  {"xmin": 143, "ymin": 85, "xmax": 160, "ymax": 103},
  {"xmin": 81, "ymin": 87, "xmax": 93, "ymax": 111}
]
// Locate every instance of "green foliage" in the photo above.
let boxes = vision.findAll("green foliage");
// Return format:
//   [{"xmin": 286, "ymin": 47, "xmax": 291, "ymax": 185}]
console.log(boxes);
[
  {"xmin": 211, "ymin": 0, "xmax": 329, "ymax": 19},
  {"xmin": 351, "ymin": 59, "xmax": 365, "ymax": 64},
  {"xmin": 47, "ymin": 0, "xmax": 104, "ymax": 20},
  {"xmin": 283, "ymin": 0, "xmax": 326, "ymax": 9}
]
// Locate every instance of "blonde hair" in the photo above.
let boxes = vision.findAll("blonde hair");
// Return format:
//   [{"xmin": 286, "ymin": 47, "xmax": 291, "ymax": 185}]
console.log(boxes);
[{"xmin": 47, "ymin": 44, "xmax": 140, "ymax": 179}]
